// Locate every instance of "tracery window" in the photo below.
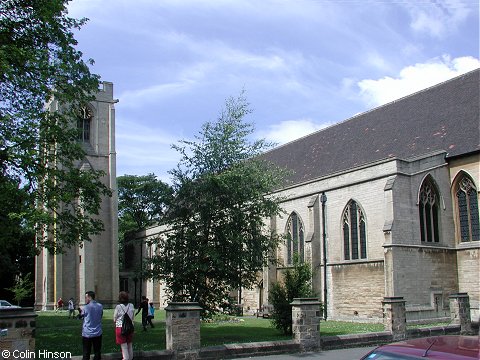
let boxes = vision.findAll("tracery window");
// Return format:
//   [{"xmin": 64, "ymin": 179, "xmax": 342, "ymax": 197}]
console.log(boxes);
[
  {"xmin": 419, "ymin": 177, "xmax": 440, "ymax": 243},
  {"xmin": 286, "ymin": 212, "xmax": 305, "ymax": 264},
  {"xmin": 455, "ymin": 175, "xmax": 479, "ymax": 242},
  {"xmin": 77, "ymin": 106, "xmax": 93, "ymax": 142},
  {"xmin": 342, "ymin": 200, "xmax": 367, "ymax": 260}
]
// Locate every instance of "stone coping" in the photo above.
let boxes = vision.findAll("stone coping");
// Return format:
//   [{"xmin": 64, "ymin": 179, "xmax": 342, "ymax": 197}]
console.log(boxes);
[
  {"xmin": 291, "ymin": 298, "xmax": 321, "ymax": 305},
  {"xmin": 165, "ymin": 303, "xmax": 203, "ymax": 311},
  {"xmin": 0, "ymin": 307, "xmax": 37, "ymax": 320},
  {"xmin": 382, "ymin": 297, "xmax": 406, "ymax": 303},
  {"xmin": 449, "ymin": 293, "xmax": 470, "ymax": 298}
]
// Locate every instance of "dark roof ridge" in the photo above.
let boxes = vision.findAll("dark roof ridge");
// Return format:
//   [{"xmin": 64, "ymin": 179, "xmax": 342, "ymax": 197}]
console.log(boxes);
[{"xmin": 262, "ymin": 68, "xmax": 480, "ymax": 155}]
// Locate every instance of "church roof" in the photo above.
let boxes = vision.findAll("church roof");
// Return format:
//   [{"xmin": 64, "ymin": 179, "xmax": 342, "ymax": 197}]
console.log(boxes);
[{"xmin": 261, "ymin": 69, "xmax": 480, "ymax": 185}]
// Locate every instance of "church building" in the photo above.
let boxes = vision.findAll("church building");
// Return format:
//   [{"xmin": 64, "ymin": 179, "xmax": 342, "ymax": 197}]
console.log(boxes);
[
  {"xmin": 138, "ymin": 69, "xmax": 479, "ymax": 323},
  {"xmin": 34, "ymin": 82, "xmax": 119, "ymax": 309},
  {"xmin": 253, "ymin": 69, "xmax": 479, "ymax": 322}
]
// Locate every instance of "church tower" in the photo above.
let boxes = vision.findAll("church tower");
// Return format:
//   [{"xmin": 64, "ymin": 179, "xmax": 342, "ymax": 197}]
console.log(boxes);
[{"xmin": 34, "ymin": 82, "xmax": 119, "ymax": 309}]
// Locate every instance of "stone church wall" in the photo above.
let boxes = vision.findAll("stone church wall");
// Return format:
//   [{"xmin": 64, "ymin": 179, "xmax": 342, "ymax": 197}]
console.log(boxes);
[
  {"xmin": 270, "ymin": 160, "xmax": 398, "ymax": 322},
  {"xmin": 330, "ymin": 260, "xmax": 385, "ymax": 321},
  {"xmin": 448, "ymin": 153, "xmax": 480, "ymax": 321},
  {"xmin": 456, "ymin": 249, "xmax": 480, "ymax": 321},
  {"xmin": 391, "ymin": 246, "xmax": 457, "ymax": 320},
  {"xmin": 390, "ymin": 153, "xmax": 455, "ymax": 247}
]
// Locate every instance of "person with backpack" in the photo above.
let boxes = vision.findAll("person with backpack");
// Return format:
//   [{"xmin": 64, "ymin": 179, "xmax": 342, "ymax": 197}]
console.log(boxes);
[{"xmin": 113, "ymin": 291, "xmax": 134, "ymax": 360}]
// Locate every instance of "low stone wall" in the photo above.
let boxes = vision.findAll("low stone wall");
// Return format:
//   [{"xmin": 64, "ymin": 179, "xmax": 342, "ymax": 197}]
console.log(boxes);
[
  {"xmin": 70, "ymin": 341, "xmax": 300, "ymax": 360},
  {"xmin": 321, "ymin": 331, "xmax": 392, "ymax": 350},
  {"xmin": 196, "ymin": 340, "xmax": 300, "ymax": 359},
  {"xmin": 66, "ymin": 321, "xmax": 478, "ymax": 360},
  {"xmin": 0, "ymin": 308, "xmax": 37, "ymax": 359}
]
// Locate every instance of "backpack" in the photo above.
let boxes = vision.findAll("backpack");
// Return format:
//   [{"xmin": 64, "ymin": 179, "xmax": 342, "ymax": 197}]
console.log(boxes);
[{"xmin": 121, "ymin": 304, "xmax": 134, "ymax": 336}]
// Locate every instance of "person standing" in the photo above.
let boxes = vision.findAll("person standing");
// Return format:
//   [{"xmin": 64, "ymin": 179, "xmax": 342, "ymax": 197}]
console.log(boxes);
[
  {"xmin": 56, "ymin": 297, "xmax": 64, "ymax": 312},
  {"xmin": 146, "ymin": 302, "xmax": 155, "ymax": 328},
  {"xmin": 135, "ymin": 296, "xmax": 148, "ymax": 331},
  {"xmin": 114, "ymin": 292, "xmax": 134, "ymax": 360},
  {"xmin": 81, "ymin": 291, "xmax": 103, "ymax": 360},
  {"xmin": 68, "ymin": 298, "xmax": 75, "ymax": 318}
]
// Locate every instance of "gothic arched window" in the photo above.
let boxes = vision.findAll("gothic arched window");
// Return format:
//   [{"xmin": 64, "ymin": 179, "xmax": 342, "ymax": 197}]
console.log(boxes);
[
  {"xmin": 455, "ymin": 174, "xmax": 479, "ymax": 242},
  {"xmin": 286, "ymin": 212, "xmax": 305, "ymax": 264},
  {"xmin": 342, "ymin": 200, "xmax": 367, "ymax": 260},
  {"xmin": 419, "ymin": 176, "xmax": 440, "ymax": 243},
  {"xmin": 77, "ymin": 106, "xmax": 93, "ymax": 142}
]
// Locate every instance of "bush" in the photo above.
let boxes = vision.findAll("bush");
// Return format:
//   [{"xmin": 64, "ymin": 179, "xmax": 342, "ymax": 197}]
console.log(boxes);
[{"xmin": 269, "ymin": 256, "xmax": 320, "ymax": 335}]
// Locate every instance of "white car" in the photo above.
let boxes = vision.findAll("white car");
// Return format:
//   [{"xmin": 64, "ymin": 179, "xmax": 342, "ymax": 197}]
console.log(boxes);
[{"xmin": 0, "ymin": 300, "xmax": 21, "ymax": 309}]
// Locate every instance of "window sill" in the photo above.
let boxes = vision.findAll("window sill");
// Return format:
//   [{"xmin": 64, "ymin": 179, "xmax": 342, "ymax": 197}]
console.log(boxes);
[{"xmin": 456, "ymin": 241, "xmax": 480, "ymax": 250}]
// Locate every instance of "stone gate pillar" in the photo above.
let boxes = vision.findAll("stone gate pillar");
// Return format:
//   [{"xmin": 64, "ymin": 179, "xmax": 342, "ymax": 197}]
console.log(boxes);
[
  {"xmin": 449, "ymin": 293, "xmax": 472, "ymax": 334},
  {"xmin": 0, "ymin": 308, "xmax": 37, "ymax": 359},
  {"xmin": 382, "ymin": 297, "xmax": 406, "ymax": 340},
  {"xmin": 291, "ymin": 298, "xmax": 322, "ymax": 351},
  {"xmin": 165, "ymin": 302, "xmax": 202, "ymax": 354}
]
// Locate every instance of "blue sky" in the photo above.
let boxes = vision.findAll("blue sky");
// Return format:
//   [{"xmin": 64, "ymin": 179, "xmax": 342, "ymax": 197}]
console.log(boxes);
[{"xmin": 67, "ymin": 0, "xmax": 479, "ymax": 181}]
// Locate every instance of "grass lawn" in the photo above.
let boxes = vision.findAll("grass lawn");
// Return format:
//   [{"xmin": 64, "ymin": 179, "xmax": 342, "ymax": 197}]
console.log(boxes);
[{"xmin": 35, "ymin": 310, "xmax": 383, "ymax": 356}]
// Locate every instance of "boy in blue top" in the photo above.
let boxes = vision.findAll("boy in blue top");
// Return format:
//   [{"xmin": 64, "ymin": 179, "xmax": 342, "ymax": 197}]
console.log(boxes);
[
  {"xmin": 146, "ymin": 301, "xmax": 155, "ymax": 328},
  {"xmin": 81, "ymin": 291, "xmax": 103, "ymax": 360}
]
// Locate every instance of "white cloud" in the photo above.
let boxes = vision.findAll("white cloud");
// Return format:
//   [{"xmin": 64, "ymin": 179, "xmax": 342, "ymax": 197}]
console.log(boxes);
[
  {"xmin": 404, "ymin": 0, "xmax": 472, "ymax": 37},
  {"xmin": 357, "ymin": 56, "xmax": 480, "ymax": 107},
  {"xmin": 259, "ymin": 118, "xmax": 330, "ymax": 145},
  {"xmin": 117, "ymin": 37, "xmax": 307, "ymax": 108},
  {"xmin": 117, "ymin": 62, "xmax": 214, "ymax": 108}
]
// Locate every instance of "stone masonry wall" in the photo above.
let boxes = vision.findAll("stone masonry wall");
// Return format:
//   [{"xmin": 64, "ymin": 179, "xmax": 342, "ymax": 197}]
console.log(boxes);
[
  {"xmin": 456, "ymin": 249, "xmax": 480, "ymax": 322},
  {"xmin": 165, "ymin": 303, "xmax": 201, "ymax": 352},
  {"xmin": 331, "ymin": 261, "xmax": 385, "ymax": 321},
  {"xmin": 0, "ymin": 308, "xmax": 36, "ymax": 358},
  {"xmin": 391, "ymin": 247, "xmax": 457, "ymax": 312},
  {"xmin": 291, "ymin": 298, "xmax": 322, "ymax": 351}
]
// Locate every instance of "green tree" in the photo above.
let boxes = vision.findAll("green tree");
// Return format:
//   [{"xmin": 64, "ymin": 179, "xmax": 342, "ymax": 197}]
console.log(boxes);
[
  {"xmin": 146, "ymin": 92, "xmax": 287, "ymax": 315},
  {"xmin": 7, "ymin": 273, "xmax": 34, "ymax": 306},
  {"xmin": 117, "ymin": 174, "xmax": 173, "ymax": 268},
  {"xmin": 118, "ymin": 174, "xmax": 173, "ymax": 232},
  {"xmin": 268, "ymin": 255, "xmax": 315, "ymax": 335},
  {"xmin": 0, "ymin": 176, "xmax": 35, "ymax": 303},
  {"xmin": 0, "ymin": 0, "xmax": 111, "ymax": 253},
  {"xmin": 269, "ymin": 255, "xmax": 317, "ymax": 335}
]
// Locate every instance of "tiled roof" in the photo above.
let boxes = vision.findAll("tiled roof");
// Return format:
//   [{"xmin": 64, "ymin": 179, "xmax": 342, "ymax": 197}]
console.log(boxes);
[{"xmin": 261, "ymin": 69, "xmax": 479, "ymax": 185}]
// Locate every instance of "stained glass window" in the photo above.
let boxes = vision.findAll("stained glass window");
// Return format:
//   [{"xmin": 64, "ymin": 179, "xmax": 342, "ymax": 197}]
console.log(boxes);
[
  {"xmin": 286, "ymin": 212, "xmax": 305, "ymax": 264},
  {"xmin": 342, "ymin": 200, "xmax": 367, "ymax": 260},
  {"xmin": 419, "ymin": 177, "xmax": 440, "ymax": 242},
  {"xmin": 455, "ymin": 175, "xmax": 479, "ymax": 242}
]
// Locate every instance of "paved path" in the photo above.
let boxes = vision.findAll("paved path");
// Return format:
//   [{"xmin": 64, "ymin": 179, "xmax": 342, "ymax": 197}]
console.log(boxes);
[{"xmin": 246, "ymin": 346, "xmax": 377, "ymax": 360}]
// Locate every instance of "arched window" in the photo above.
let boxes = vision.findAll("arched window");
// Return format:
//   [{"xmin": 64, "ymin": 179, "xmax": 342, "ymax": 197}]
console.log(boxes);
[
  {"xmin": 286, "ymin": 212, "xmax": 305, "ymax": 264},
  {"xmin": 77, "ymin": 106, "xmax": 93, "ymax": 142},
  {"xmin": 418, "ymin": 176, "xmax": 440, "ymax": 243},
  {"xmin": 342, "ymin": 200, "xmax": 367, "ymax": 260},
  {"xmin": 454, "ymin": 174, "xmax": 479, "ymax": 242}
]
